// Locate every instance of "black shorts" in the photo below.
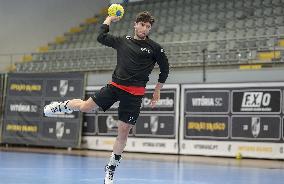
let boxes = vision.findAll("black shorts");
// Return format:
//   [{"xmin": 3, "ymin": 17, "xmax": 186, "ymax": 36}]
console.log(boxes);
[{"xmin": 91, "ymin": 84, "xmax": 143, "ymax": 125}]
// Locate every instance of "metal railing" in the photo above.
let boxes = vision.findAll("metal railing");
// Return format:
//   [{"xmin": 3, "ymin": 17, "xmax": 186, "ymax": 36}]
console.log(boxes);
[{"xmin": 0, "ymin": 52, "xmax": 31, "ymax": 72}]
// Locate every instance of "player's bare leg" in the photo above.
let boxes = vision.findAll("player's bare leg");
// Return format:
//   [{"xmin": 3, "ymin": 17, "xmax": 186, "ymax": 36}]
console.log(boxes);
[
  {"xmin": 44, "ymin": 97, "xmax": 97, "ymax": 116},
  {"xmin": 104, "ymin": 121, "xmax": 133, "ymax": 184}
]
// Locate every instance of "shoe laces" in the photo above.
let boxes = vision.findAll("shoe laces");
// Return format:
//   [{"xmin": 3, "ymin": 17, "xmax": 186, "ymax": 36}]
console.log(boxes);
[
  {"xmin": 51, "ymin": 103, "xmax": 61, "ymax": 113},
  {"xmin": 51, "ymin": 107, "xmax": 58, "ymax": 113},
  {"xmin": 107, "ymin": 171, "xmax": 114, "ymax": 180}
]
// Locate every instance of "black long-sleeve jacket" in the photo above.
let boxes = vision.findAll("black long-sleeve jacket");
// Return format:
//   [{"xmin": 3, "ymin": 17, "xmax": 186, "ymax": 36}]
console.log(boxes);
[{"xmin": 97, "ymin": 24, "xmax": 169, "ymax": 87}]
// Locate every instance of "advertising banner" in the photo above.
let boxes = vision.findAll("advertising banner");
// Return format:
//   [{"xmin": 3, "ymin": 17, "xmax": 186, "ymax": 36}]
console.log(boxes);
[
  {"xmin": 232, "ymin": 90, "xmax": 281, "ymax": 114},
  {"xmin": 82, "ymin": 84, "xmax": 180, "ymax": 154},
  {"xmin": 6, "ymin": 99, "xmax": 42, "ymax": 119},
  {"xmin": 135, "ymin": 114, "xmax": 175, "ymax": 138},
  {"xmin": 82, "ymin": 88, "xmax": 101, "ymax": 135},
  {"xmin": 180, "ymin": 83, "xmax": 284, "ymax": 159},
  {"xmin": 141, "ymin": 90, "xmax": 175, "ymax": 112},
  {"xmin": 82, "ymin": 115, "xmax": 96, "ymax": 135},
  {"xmin": 97, "ymin": 114, "xmax": 120, "ymax": 135},
  {"xmin": 185, "ymin": 90, "xmax": 229, "ymax": 114},
  {"xmin": 8, "ymin": 79, "xmax": 43, "ymax": 97},
  {"xmin": 184, "ymin": 115, "xmax": 229, "ymax": 139},
  {"xmin": 231, "ymin": 116, "xmax": 281, "ymax": 141},
  {"xmin": 2, "ymin": 73, "xmax": 84, "ymax": 148}
]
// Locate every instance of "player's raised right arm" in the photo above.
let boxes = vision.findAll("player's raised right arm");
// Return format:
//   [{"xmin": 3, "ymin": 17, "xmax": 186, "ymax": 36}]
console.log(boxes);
[{"xmin": 97, "ymin": 16, "xmax": 121, "ymax": 49}]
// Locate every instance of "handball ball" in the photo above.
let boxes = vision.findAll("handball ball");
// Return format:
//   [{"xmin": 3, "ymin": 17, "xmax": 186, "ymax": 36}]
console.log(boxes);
[
  {"xmin": 236, "ymin": 152, "xmax": 242, "ymax": 160},
  {"xmin": 108, "ymin": 4, "xmax": 124, "ymax": 18}
]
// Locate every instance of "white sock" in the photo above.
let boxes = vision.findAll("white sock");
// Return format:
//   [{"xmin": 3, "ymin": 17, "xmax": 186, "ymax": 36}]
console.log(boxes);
[{"xmin": 107, "ymin": 152, "xmax": 122, "ymax": 168}]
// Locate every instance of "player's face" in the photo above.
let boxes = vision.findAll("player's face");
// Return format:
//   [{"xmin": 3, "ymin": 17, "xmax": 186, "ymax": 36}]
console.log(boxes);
[{"xmin": 134, "ymin": 21, "xmax": 152, "ymax": 40}]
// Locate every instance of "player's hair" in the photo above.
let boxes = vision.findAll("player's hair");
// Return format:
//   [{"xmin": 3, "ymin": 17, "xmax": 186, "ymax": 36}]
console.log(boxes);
[{"xmin": 135, "ymin": 11, "xmax": 155, "ymax": 25}]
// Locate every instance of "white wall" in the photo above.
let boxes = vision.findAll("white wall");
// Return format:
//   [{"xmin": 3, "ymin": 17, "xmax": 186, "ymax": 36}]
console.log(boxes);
[
  {"xmin": 87, "ymin": 67, "xmax": 284, "ymax": 86},
  {"xmin": 0, "ymin": 0, "xmax": 108, "ymax": 54}
]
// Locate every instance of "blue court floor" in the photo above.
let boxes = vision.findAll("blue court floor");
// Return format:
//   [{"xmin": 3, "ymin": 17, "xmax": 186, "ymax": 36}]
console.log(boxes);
[{"xmin": 0, "ymin": 149, "xmax": 283, "ymax": 184}]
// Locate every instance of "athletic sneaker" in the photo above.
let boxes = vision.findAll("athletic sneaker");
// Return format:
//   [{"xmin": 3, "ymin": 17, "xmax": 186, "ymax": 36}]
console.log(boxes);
[
  {"xmin": 44, "ymin": 101, "xmax": 72, "ymax": 117},
  {"xmin": 104, "ymin": 165, "xmax": 115, "ymax": 184}
]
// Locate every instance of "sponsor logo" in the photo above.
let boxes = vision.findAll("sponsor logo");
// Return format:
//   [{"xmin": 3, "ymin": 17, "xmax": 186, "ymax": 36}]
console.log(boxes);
[
  {"xmin": 233, "ymin": 116, "xmax": 280, "ymax": 140},
  {"xmin": 188, "ymin": 121, "xmax": 226, "ymax": 132},
  {"xmin": 106, "ymin": 115, "xmax": 118, "ymax": 131},
  {"xmin": 150, "ymin": 115, "xmax": 158, "ymax": 134},
  {"xmin": 128, "ymin": 116, "xmax": 137, "ymax": 124},
  {"xmin": 142, "ymin": 97, "xmax": 174, "ymax": 108},
  {"xmin": 241, "ymin": 92, "xmax": 272, "ymax": 111},
  {"xmin": 194, "ymin": 144, "xmax": 218, "ymax": 150},
  {"xmin": 142, "ymin": 142, "xmax": 166, "ymax": 148},
  {"xmin": 59, "ymin": 80, "xmax": 69, "ymax": 97},
  {"xmin": 128, "ymin": 116, "xmax": 134, "ymax": 122},
  {"xmin": 141, "ymin": 47, "xmax": 151, "ymax": 54},
  {"xmin": 251, "ymin": 117, "xmax": 261, "ymax": 138},
  {"xmin": 10, "ymin": 104, "xmax": 38, "ymax": 112},
  {"xmin": 238, "ymin": 146, "xmax": 272, "ymax": 153},
  {"xmin": 102, "ymin": 140, "xmax": 115, "ymax": 145},
  {"xmin": 6, "ymin": 124, "xmax": 38, "ymax": 132},
  {"xmin": 52, "ymin": 80, "xmax": 75, "ymax": 97},
  {"xmin": 191, "ymin": 96, "xmax": 223, "ymax": 107},
  {"xmin": 55, "ymin": 122, "xmax": 65, "ymax": 139},
  {"xmin": 10, "ymin": 83, "xmax": 41, "ymax": 92}
]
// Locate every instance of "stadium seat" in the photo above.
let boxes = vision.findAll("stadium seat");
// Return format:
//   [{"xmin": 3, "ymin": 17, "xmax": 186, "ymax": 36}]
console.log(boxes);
[
  {"xmin": 208, "ymin": 32, "xmax": 217, "ymax": 40},
  {"xmin": 263, "ymin": 0, "xmax": 272, "ymax": 6},
  {"xmin": 253, "ymin": 0, "xmax": 263, "ymax": 7},
  {"xmin": 264, "ymin": 17, "xmax": 275, "ymax": 27},
  {"xmin": 277, "ymin": 26, "xmax": 284, "ymax": 35},
  {"xmin": 275, "ymin": 16, "xmax": 284, "ymax": 25},
  {"xmin": 235, "ymin": 20, "xmax": 245, "ymax": 29},
  {"xmin": 242, "ymin": 1, "xmax": 253, "ymax": 8},
  {"xmin": 254, "ymin": 8, "xmax": 263, "ymax": 17},
  {"xmin": 226, "ymin": 1, "xmax": 234, "ymax": 10},
  {"xmin": 15, "ymin": 0, "xmax": 284, "ymax": 72},
  {"xmin": 245, "ymin": 28, "xmax": 256, "ymax": 38},
  {"xmin": 255, "ymin": 18, "xmax": 265, "ymax": 27},
  {"xmin": 226, "ymin": 30, "xmax": 236, "ymax": 40},
  {"xmin": 236, "ymin": 0, "xmax": 245, "ymax": 9}
]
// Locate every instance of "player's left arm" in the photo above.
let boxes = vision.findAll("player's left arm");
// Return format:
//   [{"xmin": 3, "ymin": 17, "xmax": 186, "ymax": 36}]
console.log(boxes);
[{"xmin": 150, "ymin": 46, "xmax": 169, "ymax": 107}]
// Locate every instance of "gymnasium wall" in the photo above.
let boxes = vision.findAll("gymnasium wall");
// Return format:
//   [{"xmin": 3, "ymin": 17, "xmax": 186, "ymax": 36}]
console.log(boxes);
[
  {"xmin": 86, "ymin": 67, "xmax": 284, "ymax": 86},
  {"xmin": 0, "ymin": 0, "xmax": 108, "ymax": 54}
]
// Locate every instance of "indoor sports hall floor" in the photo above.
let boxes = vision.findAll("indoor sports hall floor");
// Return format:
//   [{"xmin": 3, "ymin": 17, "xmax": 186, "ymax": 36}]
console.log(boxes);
[{"xmin": 0, "ymin": 147, "xmax": 283, "ymax": 184}]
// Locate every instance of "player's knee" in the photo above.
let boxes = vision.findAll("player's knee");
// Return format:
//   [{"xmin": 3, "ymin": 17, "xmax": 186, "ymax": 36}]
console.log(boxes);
[
  {"xmin": 120, "ymin": 122, "xmax": 133, "ymax": 132},
  {"xmin": 117, "ymin": 123, "xmax": 132, "ymax": 141}
]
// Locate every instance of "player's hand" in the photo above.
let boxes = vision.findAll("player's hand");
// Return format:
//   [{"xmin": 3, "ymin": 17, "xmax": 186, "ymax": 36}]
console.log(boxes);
[
  {"xmin": 103, "ymin": 16, "xmax": 121, "ymax": 25},
  {"xmin": 107, "ymin": 16, "xmax": 121, "ymax": 22},
  {"xmin": 150, "ymin": 89, "xmax": 160, "ymax": 108}
]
